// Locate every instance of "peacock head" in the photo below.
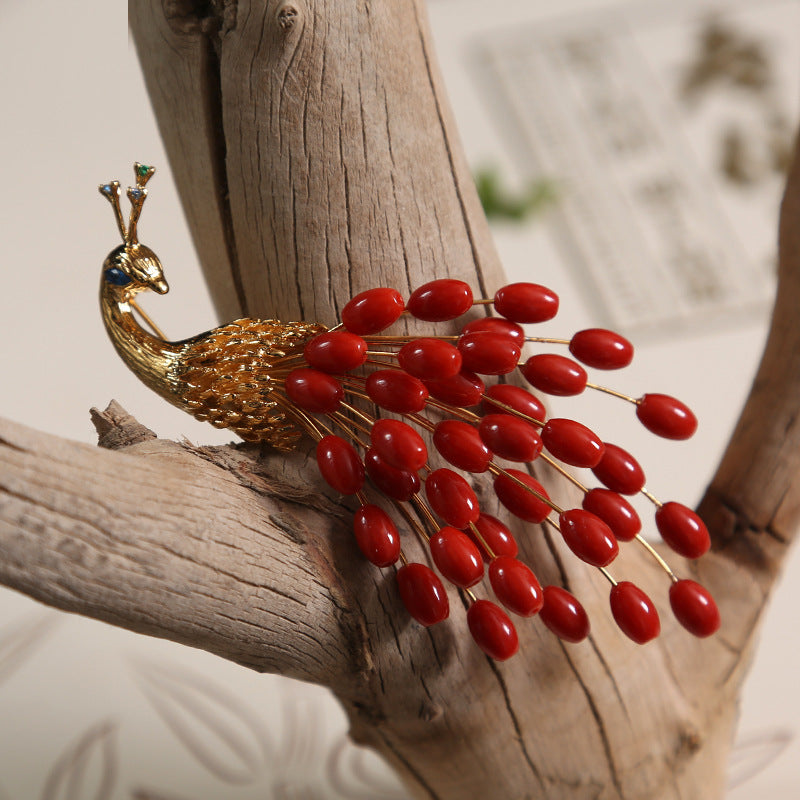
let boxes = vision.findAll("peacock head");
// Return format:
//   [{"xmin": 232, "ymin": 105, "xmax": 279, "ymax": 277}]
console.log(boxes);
[{"xmin": 99, "ymin": 162, "xmax": 168, "ymax": 296}]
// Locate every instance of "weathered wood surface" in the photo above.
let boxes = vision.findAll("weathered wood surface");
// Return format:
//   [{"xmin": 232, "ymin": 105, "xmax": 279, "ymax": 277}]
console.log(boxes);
[{"xmin": 1, "ymin": 1, "xmax": 798, "ymax": 797}]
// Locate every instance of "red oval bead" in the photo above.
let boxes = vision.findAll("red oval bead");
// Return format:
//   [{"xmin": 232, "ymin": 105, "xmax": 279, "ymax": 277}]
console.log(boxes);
[
  {"xmin": 370, "ymin": 419, "xmax": 427, "ymax": 472},
  {"xmin": 655, "ymin": 502, "xmax": 710, "ymax": 559},
  {"xmin": 569, "ymin": 329, "xmax": 633, "ymax": 370},
  {"xmin": 669, "ymin": 579, "xmax": 720, "ymax": 637},
  {"xmin": 341, "ymin": 287, "xmax": 404, "ymax": 335},
  {"xmin": 541, "ymin": 418, "xmax": 604, "ymax": 468},
  {"xmin": 398, "ymin": 338, "xmax": 462, "ymax": 380},
  {"xmin": 480, "ymin": 384, "xmax": 546, "ymax": 423},
  {"xmin": 407, "ymin": 279, "xmax": 473, "ymax": 321},
  {"xmin": 540, "ymin": 586, "xmax": 590, "ymax": 642},
  {"xmin": 468, "ymin": 513, "xmax": 518, "ymax": 561},
  {"xmin": 365, "ymin": 370, "xmax": 429, "ymax": 414},
  {"xmin": 467, "ymin": 599, "xmax": 519, "ymax": 660},
  {"xmin": 353, "ymin": 505, "xmax": 401, "ymax": 567},
  {"xmin": 479, "ymin": 414, "xmax": 542, "ymax": 462},
  {"xmin": 425, "ymin": 371, "xmax": 485, "ymax": 407},
  {"xmin": 433, "ymin": 420, "xmax": 492, "ymax": 473},
  {"xmin": 591, "ymin": 443, "xmax": 645, "ymax": 495},
  {"xmin": 489, "ymin": 556, "xmax": 543, "ymax": 617},
  {"xmin": 609, "ymin": 581, "xmax": 660, "ymax": 644},
  {"xmin": 397, "ymin": 563, "xmax": 449, "ymax": 626},
  {"xmin": 284, "ymin": 368, "xmax": 343, "ymax": 413},
  {"xmin": 493, "ymin": 469, "xmax": 551, "ymax": 523},
  {"xmin": 582, "ymin": 488, "xmax": 641, "ymax": 542},
  {"xmin": 426, "ymin": 469, "xmax": 481, "ymax": 528},
  {"xmin": 303, "ymin": 331, "xmax": 367, "ymax": 373},
  {"xmin": 494, "ymin": 282, "xmax": 559, "ymax": 323},
  {"xmin": 520, "ymin": 354, "xmax": 587, "ymax": 396},
  {"xmin": 457, "ymin": 332, "xmax": 521, "ymax": 376},
  {"xmin": 430, "ymin": 526, "xmax": 484, "ymax": 588},
  {"xmin": 637, "ymin": 394, "xmax": 697, "ymax": 440},
  {"xmin": 461, "ymin": 317, "xmax": 525, "ymax": 345},
  {"xmin": 316, "ymin": 435, "xmax": 365, "ymax": 495},
  {"xmin": 364, "ymin": 448, "xmax": 420, "ymax": 501},
  {"xmin": 558, "ymin": 509, "xmax": 619, "ymax": 567}
]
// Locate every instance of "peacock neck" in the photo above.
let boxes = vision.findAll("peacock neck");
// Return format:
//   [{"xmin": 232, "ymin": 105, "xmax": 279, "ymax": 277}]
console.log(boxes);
[{"xmin": 100, "ymin": 282, "xmax": 184, "ymax": 406}]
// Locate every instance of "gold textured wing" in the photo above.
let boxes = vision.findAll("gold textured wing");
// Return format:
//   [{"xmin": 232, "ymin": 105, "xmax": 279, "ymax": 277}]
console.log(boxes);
[{"xmin": 172, "ymin": 318, "xmax": 326, "ymax": 450}]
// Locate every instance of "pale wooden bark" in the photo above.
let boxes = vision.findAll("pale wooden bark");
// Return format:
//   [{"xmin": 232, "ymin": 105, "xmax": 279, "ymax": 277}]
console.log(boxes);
[
  {"xmin": 0, "ymin": 1, "xmax": 798, "ymax": 797},
  {"xmin": 0, "ymin": 403, "xmax": 360, "ymax": 686}
]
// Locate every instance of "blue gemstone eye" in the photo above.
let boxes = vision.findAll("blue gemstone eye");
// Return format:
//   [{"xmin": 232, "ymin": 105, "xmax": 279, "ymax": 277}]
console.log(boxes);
[{"xmin": 105, "ymin": 266, "xmax": 132, "ymax": 286}]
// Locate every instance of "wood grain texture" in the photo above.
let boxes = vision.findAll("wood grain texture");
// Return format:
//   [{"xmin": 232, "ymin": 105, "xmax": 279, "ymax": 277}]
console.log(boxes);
[
  {"xmin": 0, "ymin": 0, "xmax": 798, "ymax": 797},
  {"xmin": 0, "ymin": 404, "xmax": 359, "ymax": 686}
]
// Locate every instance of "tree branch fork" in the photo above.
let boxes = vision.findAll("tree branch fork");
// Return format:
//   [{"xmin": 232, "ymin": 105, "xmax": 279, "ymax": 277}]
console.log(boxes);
[{"xmin": 0, "ymin": 401, "xmax": 364, "ymax": 688}]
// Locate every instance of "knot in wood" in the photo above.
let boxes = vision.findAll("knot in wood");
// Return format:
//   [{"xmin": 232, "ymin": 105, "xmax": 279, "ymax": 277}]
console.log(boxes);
[
  {"xmin": 162, "ymin": 0, "xmax": 237, "ymax": 37},
  {"xmin": 418, "ymin": 701, "xmax": 444, "ymax": 723},
  {"xmin": 277, "ymin": 4, "xmax": 299, "ymax": 30}
]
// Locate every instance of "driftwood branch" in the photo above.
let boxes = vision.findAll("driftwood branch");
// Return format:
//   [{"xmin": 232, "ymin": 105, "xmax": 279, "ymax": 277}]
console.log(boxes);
[
  {"xmin": 0, "ymin": 1, "xmax": 798, "ymax": 797},
  {"xmin": 698, "ymin": 134, "xmax": 800, "ymax": 583},
  {"xmin": 0, "ymin": 402, "xmax": 360, "ymax": 686}
]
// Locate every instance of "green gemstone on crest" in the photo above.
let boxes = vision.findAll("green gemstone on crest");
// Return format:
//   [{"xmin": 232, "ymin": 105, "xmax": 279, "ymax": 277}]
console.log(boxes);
[{"xmin": 137, "ymin": 164, "xmax": 151, "ymax": 177}]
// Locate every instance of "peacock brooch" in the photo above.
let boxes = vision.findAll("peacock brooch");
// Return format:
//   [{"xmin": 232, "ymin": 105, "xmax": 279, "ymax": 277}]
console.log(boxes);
[{"xmin": 99, "ymin": 162, "xmax": 720, "ymax": 661}]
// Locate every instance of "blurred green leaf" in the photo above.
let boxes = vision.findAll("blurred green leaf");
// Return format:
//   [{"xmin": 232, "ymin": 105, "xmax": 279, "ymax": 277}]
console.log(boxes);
[{"xmin": 475, "ymin": 166, "xmax": 557, "ymax": 222}]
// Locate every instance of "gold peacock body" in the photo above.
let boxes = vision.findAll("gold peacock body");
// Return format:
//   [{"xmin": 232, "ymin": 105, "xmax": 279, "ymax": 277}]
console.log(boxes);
[
  {"xmin": 99, "ymin": 163, "xmax": 325, "ymax": 450},
  {"xmin": 99, "ymin": 162, "xmax": 721, "ymax": 660}
]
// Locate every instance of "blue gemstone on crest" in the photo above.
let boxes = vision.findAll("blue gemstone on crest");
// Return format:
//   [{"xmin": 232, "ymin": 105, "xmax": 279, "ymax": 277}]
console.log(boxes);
[
  {"xmin": 129, "ymin": 187, "xmax": 143, "ymax": 200},
  {"xmin": 101, "ymin": 183, "xmax": 114, "ymax": 195}
]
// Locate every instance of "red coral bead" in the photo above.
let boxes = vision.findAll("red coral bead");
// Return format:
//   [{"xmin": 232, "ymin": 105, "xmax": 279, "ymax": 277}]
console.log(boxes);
[
  {"xmin": 569, "ymin": 329, "xmax": 633, "ymax": 370},
  {"xmin": 521, "ymin": 354, "xmax": 588, "ymax": 396},
  {"xmin": 398, "ymin": 338, "xmax": 462, "ymax": 380},
  {"xmin": 365, "ymin": 370, "xmax": 429, "ymax": 414},
  {"xmin": 341, "ymin": 287, "xmax": 404, "ymax": 335},
  {"xmin": 433, "ymin": 421, "xmax": 492, "ymax": 473},
  {"xmin": 285, "ymin": 368, "xmax": 344, "ymax": 413},
  {"xmin": 591, "ymin": 443, "xmax": 645, "ymax": 495},
  {"xmin": 494, "ymin": 282, "xmax": 559, "ymax": 323},
  {"xmin": 582, "ymin": 488, "xmax": 641, "ymax": 542},
  {"xmin": 303, "ymin": 331, "xmax": 367, "ymax": 373},
  {"xmin": 489, "ymin": 556, "xmax": 543, "ymax": 617},
  {"xmin": 397, "ymin": 563, "xmax": 449, "ymax": 626},
  {"xmin": 468, "ymin": 600, "xmax": 519, "ymax": 660},
  {"xmin": 425, "ymin": 370, "xmax": 485, "ymax": 407},
  {"xmin": 610, "ymin": 582, "xmax": 660, "ymax": 644},
  {"xmin": 461, "ymin": 317, "xmax": 525, "ymax": 345},
  {"xmin": 541, "ymin": 418, "xmax": 604, "ymax": 468},
  {"xmin": 636, "ymin": 394, "xmax": 698, "ymax": 440},
  {"xmin": 669, "ymin": 579, "xmax": 720, "ymax": 637},
  {"xmin": 493, "ymin": 469, "xmax": 551, "ymax": 523},
  {"xmin": 479, "ymin": 414, "xmax": 542, "ymax": 462},
  {"xmin": 426, "ymin": 468, "xmax": 481, "ymax": 528},
  {"xmin": 353, "ymin": 505, "xmax": 401, "ymax": 567},
  {"xmin": 370, "ymin": 419, "xmax": 427, "ymax": 472},
  {"xmin": 429, "ymin": 526, "xmax": 484, "ymax": 588},
  {"xmin": 407, "ymin": 279, "xmax": 473, "ymax": 321},
  {"xmin": 457, "ymin": 333, "xmax": 521, "ymax": 375},
  {"xmin": 364, "ymin": 448, "xmax": 420, "ymax": 501},
  {"xmin": 540, "ymin": 586, "xmax": 590, "ymax": 642},
  {"xmin": 655, "ymin": 502, "xmax": 710, "ymax": 559},
  {"xmin": 316, "ymin": 435, "xmax": 365, "ymax": 495},
  {"xmin": 468, "ymin": 513, "xmax": 518, "ymax": 561},
  {"xmin": 558, "ymin": 509, "xmax": 619, "ymax": 567},
  {"xmin": 480, "ymin": 384, "xmax": 546, "ymax": 423}
]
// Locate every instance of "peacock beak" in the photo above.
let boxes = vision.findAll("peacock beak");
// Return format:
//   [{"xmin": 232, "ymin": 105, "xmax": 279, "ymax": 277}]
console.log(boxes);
[{"xmin": 152, "ymin": 279, "xmax": 169, "ymax": 294}]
